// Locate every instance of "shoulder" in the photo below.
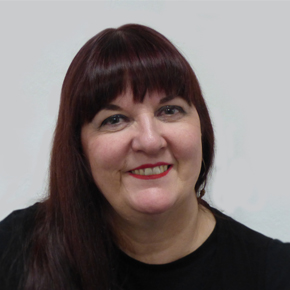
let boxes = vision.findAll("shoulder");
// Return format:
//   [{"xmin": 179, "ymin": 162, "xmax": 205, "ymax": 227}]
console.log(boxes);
[
  {"xmin": 266, "ymin": 239, "xmax": 290, "ymax": 290},
  {"xmin": 0, "ymin": 203, "xmax": 39, "ymax": 228},
  {"xmin": 210, "ymin": 207, "xmax": 290, "ymax": 289},
  {"xmin": 0, "ymin": 203, "xmax": 40, "ymax": 289},
  {"xmin": 211, "ymin": 207, "xmax": 274, "ymax": 247},
  {"xmin": 212, "ymin": 207, "xmax": 273, "ymax": 268},
  {"xmin": 0, "ymin": 203, "xmax": 39, "ymax": 249},
  {"xmin": 0, "ymin": 202, "xmax": 39, "ymax": 254},
  {"xmin": 0, "ymin": 203, "xmax": 40, "ymax": 251},
  {"xmin": 0, "ymin": 203, "xmax": 39, "ymax": 268}
]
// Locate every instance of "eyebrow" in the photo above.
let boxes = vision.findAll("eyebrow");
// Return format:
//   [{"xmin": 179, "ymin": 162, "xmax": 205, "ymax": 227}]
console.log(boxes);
[
  {"xmin": 102, "ymin": 104, "xmax": 122, "ymax": 111},
  {"xmin": 102, "ymin": 95, "xmax": 177, "ymax": 111},
  {"xmin": 159, "ymin": 95, "xmax": 176, "ymax": 104}
]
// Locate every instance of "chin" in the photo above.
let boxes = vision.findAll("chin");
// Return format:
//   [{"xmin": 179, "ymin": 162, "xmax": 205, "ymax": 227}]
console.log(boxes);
[{"xmin": 131, "ymin": 193, "xmax": 176, "ymax": 215}]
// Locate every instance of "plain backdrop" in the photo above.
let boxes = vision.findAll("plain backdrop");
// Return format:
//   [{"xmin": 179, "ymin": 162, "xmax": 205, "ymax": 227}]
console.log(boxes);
[{"xmin": 0, "ymin": 1, "xmax": 289, "ymax": 242}]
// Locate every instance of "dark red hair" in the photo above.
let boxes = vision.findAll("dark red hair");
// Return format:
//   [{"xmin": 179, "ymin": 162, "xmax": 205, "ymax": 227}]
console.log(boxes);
[{"xmin": 24, "ymin": 24, "xmax": 214, "ymax": 289}]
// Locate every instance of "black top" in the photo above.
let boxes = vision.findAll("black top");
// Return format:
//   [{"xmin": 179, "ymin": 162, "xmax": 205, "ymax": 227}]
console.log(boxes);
[
  {"xmin": 1, "ymin": 203, "xmax": 290, "ymax": 290},
  {"xmin": 117, "ymin": 219, "xmax": 217, "ymax": 290},
  {"xmin": 117, "ymin": 208, "xmax": 290, "ymax": 290}
]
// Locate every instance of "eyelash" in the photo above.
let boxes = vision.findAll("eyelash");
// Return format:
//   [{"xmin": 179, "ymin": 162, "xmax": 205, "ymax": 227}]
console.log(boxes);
[
  {"xmin": 100, "ymin": 105, "xmax": 186, "ymax": 128},
  {"xmin": 100, "ymin": 114, "xmax": 129, "ymax": 127},
  {"xmin": 156, "ymin": 105, "xmax": 185, "ymax": 117}
]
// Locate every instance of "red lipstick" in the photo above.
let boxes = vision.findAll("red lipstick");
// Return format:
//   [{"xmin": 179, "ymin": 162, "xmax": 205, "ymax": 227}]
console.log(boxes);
[{"xmin": 129, "ymin": 162, "xmax": 172, "ymax": 180}]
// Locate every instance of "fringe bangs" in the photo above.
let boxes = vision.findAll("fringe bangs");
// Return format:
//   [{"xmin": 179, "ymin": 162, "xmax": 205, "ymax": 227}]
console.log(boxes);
[{"xmin": 72, "ymin": 25, "xmax": 193, "ymax": 124}]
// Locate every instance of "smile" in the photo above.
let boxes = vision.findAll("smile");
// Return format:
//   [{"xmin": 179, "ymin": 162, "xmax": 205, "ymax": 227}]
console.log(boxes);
[
  {"xmin": 132, "ymin": 165, "xmax": 169, "ymax": 176},
  {"xmin": 129, "ymin": 163, "xmax": 172, "ymax": 180}
]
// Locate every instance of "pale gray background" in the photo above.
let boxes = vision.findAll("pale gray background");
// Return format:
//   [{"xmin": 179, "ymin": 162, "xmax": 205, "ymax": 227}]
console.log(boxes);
[{"xmin": 0, "ymin": 1, "xmax": 289, "ymax": 242}]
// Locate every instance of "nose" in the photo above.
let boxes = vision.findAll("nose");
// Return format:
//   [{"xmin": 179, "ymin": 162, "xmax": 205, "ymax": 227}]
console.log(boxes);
[{"xmin": 131, "ymin": 116, "xmax": 167, "ymax": 155}]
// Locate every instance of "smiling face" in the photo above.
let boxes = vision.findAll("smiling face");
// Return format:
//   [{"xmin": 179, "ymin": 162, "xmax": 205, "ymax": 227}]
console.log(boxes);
[{"xmin": 81, "ymin": 90, "xmax": 203, "ymax": 220}]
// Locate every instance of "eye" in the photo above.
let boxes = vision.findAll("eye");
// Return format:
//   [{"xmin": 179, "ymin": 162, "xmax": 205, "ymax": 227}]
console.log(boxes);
[
  {"xmin": 100, "ymin": 114, "xmax": 130, "ymax": 130},
  {"xmin": 156, "ymin": 105, "xmax": 186, "ymax": 121}
]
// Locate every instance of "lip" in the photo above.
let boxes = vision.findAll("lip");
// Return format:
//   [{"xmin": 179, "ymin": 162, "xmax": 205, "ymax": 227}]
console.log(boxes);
[{"xmin": 128, "ymin": 162, "xmax": 172, "ymax": 180}]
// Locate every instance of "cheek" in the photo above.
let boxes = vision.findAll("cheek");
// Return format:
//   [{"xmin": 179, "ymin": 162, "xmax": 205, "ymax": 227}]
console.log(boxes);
[
  {"xmin": 83, "ymin": 134, "xmax": 129, "ymax": 183},
  {"xmin": 84, "ymin": 139, "xmax": 123, "ymax": 200},
  {"xmin": 87, "ymin": 142, "xmax": 118, "ymax": 172},
  {"xmin": 172, "ymin": 124, "xmax": 202, "ymax": 160},
  {"xmin": 170, "ymin": 125, "xmax": 203, "ymax": 179},
  {"xmin": 81, "ymin": 127, "xmax": 131, "ymax": 205}
]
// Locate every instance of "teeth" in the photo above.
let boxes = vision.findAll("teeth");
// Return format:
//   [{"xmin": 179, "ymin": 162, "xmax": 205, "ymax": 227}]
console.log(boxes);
[
  {"xmin": 145, "ymin": 168, "xmax": 153, "ymax": 175},
  {"xmin": 152, "ymin": 166, "xmax": 161, "ymax": 175},
  {"xmin": 132, "ymin": 165, "xmax": 169, "ymax": 176}
]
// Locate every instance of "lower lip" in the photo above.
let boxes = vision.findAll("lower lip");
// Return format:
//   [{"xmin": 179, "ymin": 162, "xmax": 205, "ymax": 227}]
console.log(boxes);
[{"xmin": 129, "ymin": 166, "xmax": 172, "ymax": 180}]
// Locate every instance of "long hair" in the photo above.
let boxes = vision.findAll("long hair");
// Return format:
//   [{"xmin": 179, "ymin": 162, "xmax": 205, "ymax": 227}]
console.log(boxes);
[{"xmin": 23, "ymin": 24, "xmax": 215, "ymax": 290}]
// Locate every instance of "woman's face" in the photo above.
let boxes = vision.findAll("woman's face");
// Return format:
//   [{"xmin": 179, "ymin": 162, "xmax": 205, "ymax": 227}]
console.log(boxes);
[{"xmin": 81, "ymin": 90, "xmax": 202, "ymax": 219}]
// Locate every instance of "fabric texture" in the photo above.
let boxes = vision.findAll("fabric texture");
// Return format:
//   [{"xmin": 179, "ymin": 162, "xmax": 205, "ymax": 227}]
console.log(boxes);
[{"xmin": 0, "ymin": 203, "xmax": 289, "ymax": 290}]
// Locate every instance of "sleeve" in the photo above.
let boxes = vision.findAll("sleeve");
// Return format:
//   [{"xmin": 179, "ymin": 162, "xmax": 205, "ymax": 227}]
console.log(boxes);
[{"xmin": 266, "ymin": 239, "xmax": 290, "ymax": 290}]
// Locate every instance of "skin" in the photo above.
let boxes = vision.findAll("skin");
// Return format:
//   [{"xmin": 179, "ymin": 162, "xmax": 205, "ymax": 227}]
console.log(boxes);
[{"xmin": 81, "ymin": 90, "xmax": 216, "ymax": 264}]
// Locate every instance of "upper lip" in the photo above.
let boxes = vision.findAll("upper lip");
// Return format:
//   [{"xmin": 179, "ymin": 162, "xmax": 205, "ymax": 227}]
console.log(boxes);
[{"xmin": 129, "ymin": 162, "xmax": 171, "ymax": 171}]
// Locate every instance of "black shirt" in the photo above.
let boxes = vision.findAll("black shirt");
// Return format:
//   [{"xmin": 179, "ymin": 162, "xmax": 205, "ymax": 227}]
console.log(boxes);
[
  {"xmin": 117, "ymin": 208, "xmax": 290, "ymax": 289},
  {"xmin": 117, "ymin": 219, "xmax": 217, "ymax": 290},
  {"xmin": 1, "ymin": 204, "xmax": 290, "ymax": 289}
]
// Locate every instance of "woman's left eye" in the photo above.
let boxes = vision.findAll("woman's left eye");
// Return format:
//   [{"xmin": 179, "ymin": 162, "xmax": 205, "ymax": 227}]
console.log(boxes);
[{"xmin": 156, "ymin": 105, "xmax": 186, "ymax": 120}]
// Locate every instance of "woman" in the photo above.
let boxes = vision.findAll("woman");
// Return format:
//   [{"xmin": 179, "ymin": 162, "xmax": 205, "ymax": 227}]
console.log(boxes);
[{"xmin": 0, "ymin": 24, "xmax": 289, "ymax": 290}]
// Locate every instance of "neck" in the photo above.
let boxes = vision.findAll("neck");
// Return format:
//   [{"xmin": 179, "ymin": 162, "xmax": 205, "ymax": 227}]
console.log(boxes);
[{"xmin": 111, "ymin": 199, "xmax": 216, "ymax": 264}]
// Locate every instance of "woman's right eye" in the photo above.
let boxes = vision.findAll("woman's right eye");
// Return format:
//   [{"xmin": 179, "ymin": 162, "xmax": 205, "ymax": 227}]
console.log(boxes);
[{"xmin": 100, "ymin": 114, "xmax": 129, "ymax": 130}]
